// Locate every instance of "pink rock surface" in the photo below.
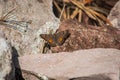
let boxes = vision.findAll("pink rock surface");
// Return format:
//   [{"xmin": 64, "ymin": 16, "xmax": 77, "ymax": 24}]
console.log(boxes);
[{"xmin": 17, "ymin": 48, "xmax": 120, "ymax": 80}]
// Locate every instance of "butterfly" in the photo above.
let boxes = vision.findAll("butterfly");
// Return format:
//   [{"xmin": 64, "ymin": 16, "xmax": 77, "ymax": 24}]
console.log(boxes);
[{"xmin": 40, "ymin": 30, "xmax": 70, "ymax": 47}]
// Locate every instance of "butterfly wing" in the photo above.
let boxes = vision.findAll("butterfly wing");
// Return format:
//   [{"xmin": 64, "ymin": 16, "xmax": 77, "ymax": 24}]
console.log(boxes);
[
  {"xmin": 40, "ymin": 34, "xmax": 56, "ymax": 47},
  {"xmin": 55, "ymin": 30, "xmax": 70, "ymax": 46}
]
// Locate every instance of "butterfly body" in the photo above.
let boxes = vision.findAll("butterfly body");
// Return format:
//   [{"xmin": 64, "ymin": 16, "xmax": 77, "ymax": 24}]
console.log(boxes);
[{"xmin": 40, "ymin": 30, "xmax": 70, "ymax": 47}]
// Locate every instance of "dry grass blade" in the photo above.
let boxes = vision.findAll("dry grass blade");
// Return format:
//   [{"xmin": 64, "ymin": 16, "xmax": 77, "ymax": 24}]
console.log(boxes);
[
  {"xmin": 69, "ymin": 0, "xmax": 112, "ymax": 26},
  {"xmin": 59, "ymin": 3, "xmax": 67, "ymax": 20},
  {"xmin": 0, "ymin": 8, "xmax": 29, "ymax": 32},
  {"xmin": 0, "ymin": 8, "xmax": 16, "ymax": 21},
  {"xmin": 70, "ymin": 0, "xmax": 97, "ymax": 20},
  {"xmin": 70, "ymin": 7, "xmax": 79, "ymax": 19},
  {"xmin": 95, "ymin": 12, "xmax": 112, "ymax": 26},
  {"xmin": 62, "ymin": 3, "xmax": 67, "ymax": 19},
  {"xmin": 88, "ymin": 6, "xmax": 109, "ymax": 15},
  {"xmin": 87, "ymin": 7, "xmax": 112, "ymax": 26},
  {"xmin": 54, "ymin": 0, "xmax": 113, "ymax": 26},
  {"xmin": 53, "ymin": 0, "xmax": 62, "ymax": 13},
  {"xmin": 70, "ymin": 0, "xmax": 85, "ymax": 10},
  {"xmin": 67, "ymin": 7, "xmax": 70, "ymax": 19},
  {"xmin": 95, "ymin": 15, "xmax": 105, "ymax": 26},
  {"xmin": 84, "ymin": 8, "xmax": 97, "ymax": 20},
  {"xmin": 0, "ymin": 20, "xmax": 28, "ymax": 32},
  {"xmin": 53, "ymin": 0, "xmax": 67, "ymax": 20},
  {"xmin": 83, "ymin": 0, "xmax": 93, "ymax": 5},
  {"xmin": 78, "ymin": 9, "xmax": 82, "ymax": 22}
]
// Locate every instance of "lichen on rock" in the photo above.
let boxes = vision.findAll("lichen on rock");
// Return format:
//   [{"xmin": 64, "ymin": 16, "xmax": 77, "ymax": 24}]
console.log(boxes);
[{"xmin": 0, "ymin": 31, "xmax": 15, "ymax": 80}]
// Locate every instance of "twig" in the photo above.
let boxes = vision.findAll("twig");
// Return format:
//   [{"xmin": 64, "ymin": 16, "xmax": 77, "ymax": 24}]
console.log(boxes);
[{"xmin": 59, "ymin": 2, "xmax": 66, "ymax": 20}]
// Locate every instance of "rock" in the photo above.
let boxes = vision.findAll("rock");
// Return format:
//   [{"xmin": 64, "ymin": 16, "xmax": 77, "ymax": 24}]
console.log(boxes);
[
  {"xmin": 108, "ymin": 0, "xmax": 120, "ymax": 29},
  {"xmin": 0, "ymin": 0, "xmax": 59, "ymax": 56},
  {"xmin": 71, "ymin": 74, "xmax": 112, "ymax": 80},
  {"xmin": 0, "ymin": 31, "xmax": 15, "ymax": 80},
  {"xmin": 51, "ymin": 20, "xmax": 120, "ymax": 53},
  {"xmin": 17, "ymin": 48, "xmax": 120, "ymax": 80}
]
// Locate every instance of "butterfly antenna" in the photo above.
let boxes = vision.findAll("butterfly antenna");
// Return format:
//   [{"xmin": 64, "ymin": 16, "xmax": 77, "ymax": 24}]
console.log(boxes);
[{"xmin": 1, "ymin": 8, "xmax": 16, "ymax": 21}]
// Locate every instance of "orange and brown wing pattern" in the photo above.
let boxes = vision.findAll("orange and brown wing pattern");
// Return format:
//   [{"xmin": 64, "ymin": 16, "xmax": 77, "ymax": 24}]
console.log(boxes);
[
  {"xmin": 55, "ymin": 30, "xmax": 70, "ymax": 46},
  {"xmin": 40, "ymin": 30, "xmax": 70, "ymax": 47},
  {"xmin": 40, "ymin": 34, "xmax": 56, "ymax": 47}
]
